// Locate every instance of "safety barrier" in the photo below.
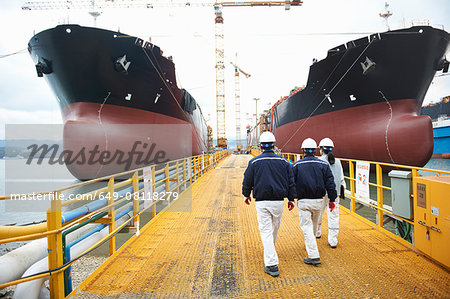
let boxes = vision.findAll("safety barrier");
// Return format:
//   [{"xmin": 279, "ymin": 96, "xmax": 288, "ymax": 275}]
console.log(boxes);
[
  {"xmin": 337, "ymin": 158, "xmax": 449, "ymax": 250},
  {"xmin": 250, "ymin": 148, "xmax": 450, "ymax": 260},
  {"xmin": 0, "ymin": 150, "xmax": 230, "ymax": 298}
]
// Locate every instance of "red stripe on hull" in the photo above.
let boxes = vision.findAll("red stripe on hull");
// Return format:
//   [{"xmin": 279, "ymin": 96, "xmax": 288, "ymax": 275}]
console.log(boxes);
[
  {"xmin": 432, "ymin": 153, "xmax": 450, "ymax": 159},
  {"xmin": 273, "ymin": 99, "xmax": 433, "ymax": 167},
  {"xmin": 62, "ymin": 102, "xmax": 206, "ymax": 179}
]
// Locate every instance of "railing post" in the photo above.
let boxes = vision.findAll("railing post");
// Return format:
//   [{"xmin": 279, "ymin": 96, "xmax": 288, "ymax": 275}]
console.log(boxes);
[
  {"xmin": 189, "ymin": 157, "xmax": 193, "ymax": 185},
  {"xmin": 349, "ymin": 161, "xmax": 356, "ymax": 212},
  {"xmin": 411, "ymin": 168, "xmax": 419, "ymax": 202},
  {"xmin": 183, "ymin": 158, "xmax": 187, "ymax": 189},
  {"xmin": 108, "ymin": 178, "xmax": 116, "ymax": 256},
  {"xmin": 194, "ymin": 157, "xmax": 198, "ymax": 180},
  {"xmin": 132, "ymin": 171, "xmax": 140, "ymax": 231},
  {"xmin": 152, "ymin": 166, "xmax": 156, "ymax": 218},
  {"xmin": 47, "ymin": 191, "xmax": 64, "ymax": 299},
  {"xmin": 376, "ymin": 163, "xmax": 383, "ymax": 228},
  {"xmin": 165, "ymin": 163, "xmax": 170, "ymax": 205},
  {"xmin": 176, "ymin": 160, "xmax": 180, "ymax": 194},
  {"xmin": 201, "ymin": 155, "xmax": 205, "ymax": 175}
]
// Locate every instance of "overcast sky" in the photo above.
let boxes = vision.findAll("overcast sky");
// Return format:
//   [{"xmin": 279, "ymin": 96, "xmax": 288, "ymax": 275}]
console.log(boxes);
[{"xmin": 0, "ymin": 0, "xmax": 449, "ymax": 141}]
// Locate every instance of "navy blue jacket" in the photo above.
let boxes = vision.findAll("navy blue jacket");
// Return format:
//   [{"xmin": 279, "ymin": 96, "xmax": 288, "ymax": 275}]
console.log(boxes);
[
  {"xmin": 242, "ymin": 150, "xmax": 296, "ymax": 201},
  {"xmin": 292, "ymin": 155, "xmax": 337, "ymax": 202}
]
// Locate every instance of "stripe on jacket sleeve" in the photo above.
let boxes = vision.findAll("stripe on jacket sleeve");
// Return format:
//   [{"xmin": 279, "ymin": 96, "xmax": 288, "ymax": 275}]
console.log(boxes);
[
  {"xmin": 251, "ymin": 157, "xmax": 290, "ymax": 164},
  {"xmin": 293, "ymin": 160, "xmax": 329, "ymax": 167}
]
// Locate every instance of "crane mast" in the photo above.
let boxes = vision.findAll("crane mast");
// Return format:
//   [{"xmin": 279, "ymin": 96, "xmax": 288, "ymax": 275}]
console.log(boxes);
[
  {"xmin": 214, "ymin": 5, "xmax": 227, "ymax": 148},
  {"xmin": 230, "ymin": 56, "xmax": 251, "ymax": 151}
]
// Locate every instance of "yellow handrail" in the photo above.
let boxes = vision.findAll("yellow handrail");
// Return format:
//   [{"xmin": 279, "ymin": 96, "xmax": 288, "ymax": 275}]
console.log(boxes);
[{"xmin": 0, "ymin": 150, "xmax": 231, "ymax": 298}]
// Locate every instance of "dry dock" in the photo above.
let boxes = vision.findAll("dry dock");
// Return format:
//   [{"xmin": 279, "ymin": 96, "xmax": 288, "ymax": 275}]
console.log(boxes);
[{"xmin": 79, "ymin": 155, "xmax": 449, "ymax": 298}]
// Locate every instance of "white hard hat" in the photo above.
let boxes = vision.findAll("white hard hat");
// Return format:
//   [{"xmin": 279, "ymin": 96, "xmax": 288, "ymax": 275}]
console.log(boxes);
[
  {"xmin": 319, "ymin": 137, "xmax": 334, "ymax": 148},
  {"xmin": 301, "ymin": 138, "xmax": 317, "ymax": 149},
  {"xmin": 260, "ymin": 131, "xmax": 276, "ymax": 143}
]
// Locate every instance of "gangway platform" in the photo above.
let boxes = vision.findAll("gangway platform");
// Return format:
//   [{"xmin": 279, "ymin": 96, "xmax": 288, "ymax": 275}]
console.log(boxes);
[{"xmin": 79, "ymin": 155, "xmax": 449, "ymax": 298}]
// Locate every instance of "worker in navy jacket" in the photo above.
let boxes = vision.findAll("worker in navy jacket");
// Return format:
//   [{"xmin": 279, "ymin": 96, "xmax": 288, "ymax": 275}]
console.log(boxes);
[
  {"xmin": 242, "ymin": 131, "xmax": 296, "ymax": 277},
  {"xmin": 293, "ymin": 138, "xmax": 337, "ymax": 266}
]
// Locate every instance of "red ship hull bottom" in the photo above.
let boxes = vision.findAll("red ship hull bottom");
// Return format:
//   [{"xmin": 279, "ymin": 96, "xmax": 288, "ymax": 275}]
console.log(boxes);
[
  {"xmin": 62, "ymin": 102, "xmax": 207, "ymax": 180},
  {"xmin": 432, "ymin": 153, "xmax": 450, "ymax": 159},
  {"xmin": 273, "ymin": 99, "xmax": 433, "ymax": 167}
]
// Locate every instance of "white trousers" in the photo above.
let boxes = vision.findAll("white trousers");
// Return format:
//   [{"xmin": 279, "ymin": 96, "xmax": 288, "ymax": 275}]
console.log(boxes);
[
  {"xmin": 255, "ymin": 201, "xmax": 284, "ymax": 267},
  {"xmin": 298, "ymin": 198, "xmax": 323, "ymax": 259},
  {"xmin": 317, "ymin": 196, "xmax": 340, "ymax": 247}
]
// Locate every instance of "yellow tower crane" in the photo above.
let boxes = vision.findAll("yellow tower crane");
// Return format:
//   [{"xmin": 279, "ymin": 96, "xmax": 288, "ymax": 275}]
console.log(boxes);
[
  {"xmin": 213, "ymin": 1, "xmax": 302, "ymax": 148},
  {"xmin": 230, "ymin": 55, "xmax": 251, "ymax": 152},
  {"xmin": 22, "ymin": 0, "xmax": 303, "ymax": 150}
]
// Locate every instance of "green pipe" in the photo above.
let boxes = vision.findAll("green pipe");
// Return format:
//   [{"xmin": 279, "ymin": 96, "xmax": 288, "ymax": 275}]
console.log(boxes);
[{"xmin": 62, "ymin": 198, "xmax": 132, "ymax": 295}]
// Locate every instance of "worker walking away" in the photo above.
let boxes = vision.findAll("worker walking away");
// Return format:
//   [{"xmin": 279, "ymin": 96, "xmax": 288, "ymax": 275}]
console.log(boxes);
[
  {"xmin": 293, "ymin": 138, "xmax": 337, "ymax": 265},
  {"xmin": 317, "ymin": 138, "xmax": 346, "ymax": 248},
  {"xmin": 242, "ymin": 131, "xmax": 296, "ymax": 277}
]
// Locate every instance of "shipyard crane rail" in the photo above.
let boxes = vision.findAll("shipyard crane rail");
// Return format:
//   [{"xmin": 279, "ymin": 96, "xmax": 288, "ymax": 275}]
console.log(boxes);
[
  {"xmin": 22, "ymin": 1, "xmax": 302, "ymax": 10},
  {"xmin": 22, "ymin": 0, "xmax": 303, "ymax": 149}
]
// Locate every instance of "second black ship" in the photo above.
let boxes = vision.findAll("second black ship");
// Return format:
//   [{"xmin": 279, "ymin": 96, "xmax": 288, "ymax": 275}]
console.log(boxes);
[{"xmin": 248, "ymin": 26, "xmax": 450, "ymax": 167}]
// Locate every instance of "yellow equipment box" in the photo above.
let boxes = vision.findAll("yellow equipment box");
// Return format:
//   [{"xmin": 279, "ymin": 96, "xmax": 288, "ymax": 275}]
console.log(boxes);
[{"xmin": 414, "ymin": 176, "xmax": 450, "ymax": 268}]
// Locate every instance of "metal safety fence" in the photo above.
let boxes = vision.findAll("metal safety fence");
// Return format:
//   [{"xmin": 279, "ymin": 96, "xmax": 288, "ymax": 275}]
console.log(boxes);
[
  {"xmin": 250, "ymin": 148, "xmax": 450, "ymax": 253},
  {"xmin": 0, "ymin": 150, "xmax": 230, "ymax": 298}
]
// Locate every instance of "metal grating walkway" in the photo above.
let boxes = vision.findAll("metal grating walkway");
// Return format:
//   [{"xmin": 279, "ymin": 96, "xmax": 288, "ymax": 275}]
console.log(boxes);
[{"xmin": 79, "ymin": 155, "xmax": 449, "ymax": 298}]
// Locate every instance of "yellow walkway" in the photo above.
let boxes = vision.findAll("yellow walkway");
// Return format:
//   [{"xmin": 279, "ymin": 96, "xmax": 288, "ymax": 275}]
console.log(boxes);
[{"xmin": 80, "ymin": 155, "xmax": 449, "ymax": 298}]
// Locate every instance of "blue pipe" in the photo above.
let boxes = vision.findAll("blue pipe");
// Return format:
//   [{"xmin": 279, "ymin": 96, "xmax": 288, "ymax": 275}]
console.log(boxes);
[
  {"xmin": 62, "ymin": 183, "xmax": 144, "ymax": 224},
  {"xmin": 64, "ymin": 223, "xmax": 105, "ymax": 295},
  {"xmin": 64, "ymin": 205, "xmax": 135, "ymax": 294}
]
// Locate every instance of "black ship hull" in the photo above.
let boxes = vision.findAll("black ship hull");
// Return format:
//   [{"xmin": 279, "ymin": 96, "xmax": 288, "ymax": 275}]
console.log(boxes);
[
  {"xmin": 29, "ymin": 25, "xmax": 208, "ymax": 179},
  {"xmin": 262, "ymin": 26, "xmax": 450, "ymax": 167}
]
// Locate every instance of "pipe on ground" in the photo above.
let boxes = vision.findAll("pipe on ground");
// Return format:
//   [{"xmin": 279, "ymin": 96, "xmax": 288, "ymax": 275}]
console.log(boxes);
[{"xmin": 12, "ymin": 210, "xmax": 133, "ymax": 299}]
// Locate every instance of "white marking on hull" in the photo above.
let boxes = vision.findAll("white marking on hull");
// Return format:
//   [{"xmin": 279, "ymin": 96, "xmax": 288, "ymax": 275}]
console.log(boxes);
[{"xmin": 379, "ymin": 90, "xmax": 395, "ymax": 164}]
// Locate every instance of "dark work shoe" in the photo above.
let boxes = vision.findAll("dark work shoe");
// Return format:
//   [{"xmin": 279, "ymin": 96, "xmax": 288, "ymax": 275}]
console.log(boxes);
[
  {"xmin": 330, "ymin": 244, "xmax": 337, "ymax": 249},
  {"xmin": 304, "ymin": 257, "xmax": 321, "ymax": 265},
  {"xmin": 264, "ymin": 265, "xmax": 279, "ymax": 277}
]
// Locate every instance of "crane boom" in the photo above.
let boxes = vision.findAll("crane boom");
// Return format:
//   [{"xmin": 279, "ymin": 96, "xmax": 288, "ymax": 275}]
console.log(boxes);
[
  {"xmin": 230, "ymin": 62, "xmax": 251, "ymax": 78},
  {"xmin": 22, "ymin": 1, "xmax": 302, "ymax": 10}
]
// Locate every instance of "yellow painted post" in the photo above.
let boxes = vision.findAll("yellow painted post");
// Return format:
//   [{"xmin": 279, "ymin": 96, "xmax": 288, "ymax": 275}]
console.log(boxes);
[
  {"xmin": 132, "ymin": 171, "xmax": 140, "ymax": 230},
  {"xmin": 189, "ymin": 157, "xmax": 193, "ymax": 185},
  {"xmin": 47, "ymin": 191, "xmax": 64, "ymax": 299},
  {"xmin": 152, "ymin": 166, "xmax": 156, "ymax": 218},
  {"xmin": 165, "ymin": 163, "xmax": 170, "ymax": 204},
  {"xmin": 176, "ymin": 160, "xmax": 180, "ymax": 194},
  {"xmin": 197, "ymin": 156, "xmax": 200, "ymax": 177},
  {"xmin": 108, "ymin": 178, "xmax": 116, "ymax": 256},
  {"xmin": 411, "ymin": 168, "xmax": 419, "ymax": 202},
  {"xmin": 349, "ymin": 161, "xmax": 356, "ymax": 212},
  {"xmin": 376, "ymin": 163, "xmax": 383, "ymax": 228},
  {"xmin": 183, "ymin": 158, "xmax": 187, "ymax": 188},
  {"xmin": 202, "ymin": 155, "xmax": 205, "ymax": 175},
  {"xmin": 194, "ymin": 157, "xmax": 198, "ymax": 180}
]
